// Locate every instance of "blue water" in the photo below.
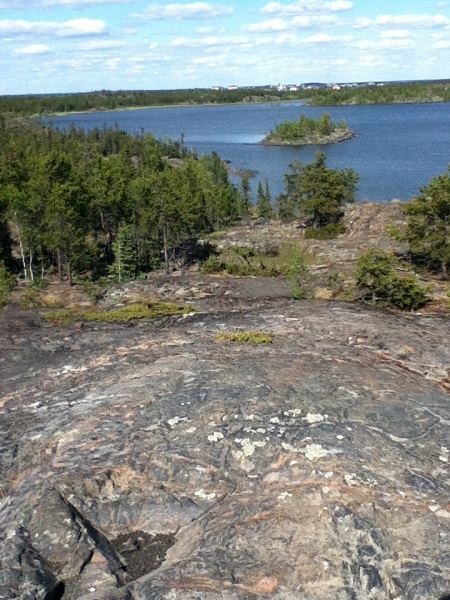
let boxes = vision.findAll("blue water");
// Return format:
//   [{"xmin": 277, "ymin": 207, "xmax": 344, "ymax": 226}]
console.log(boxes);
[{"xmin": 51, "ymin": 101, "xmax": 450, "ymax": 202}]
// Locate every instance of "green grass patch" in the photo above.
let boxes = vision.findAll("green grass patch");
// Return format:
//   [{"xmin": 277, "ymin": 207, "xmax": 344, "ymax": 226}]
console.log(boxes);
[
  {"xmin": 44, "ymin": 301, "xmax": 191, "ymax": 325},
  {"xmin": 215, "ymin": 330, "xmax": 272, "ymax": 344}
]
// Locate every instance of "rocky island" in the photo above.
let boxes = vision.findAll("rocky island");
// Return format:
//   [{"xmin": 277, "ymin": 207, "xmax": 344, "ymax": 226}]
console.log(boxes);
[
  {"xmin": 262, "ymin": 112, "xmax": 355, "ymax": 146},
  {"xmin": 0, "ymin": 205, "xmax": 449, "ymax": 600}
]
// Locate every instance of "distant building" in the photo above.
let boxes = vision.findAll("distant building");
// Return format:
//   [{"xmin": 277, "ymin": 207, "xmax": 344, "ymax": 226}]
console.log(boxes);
[{"xmin": 228, "ymin": 85, "xmax": 239, "ymax": 91}]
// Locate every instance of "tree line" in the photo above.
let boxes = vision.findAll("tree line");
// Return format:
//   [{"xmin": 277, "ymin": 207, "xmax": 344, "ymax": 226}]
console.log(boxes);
[
  {"xmin": 0, "ymin": 88, "xmax": 291, "ymax": 117},
  {"xmin": 1, "ymin": 81, "xmax": 450, "ymax": 117},
  {"xmin": 0, "ymin": 117, "xmax": 248, "ymax": 284},
  {"xmin": 306, "ymin": 80, "xmax": 450, "ymax": 106},
  {"xmin": 0, "ymin": 115, "xmax": 448, "ymax": 310}
]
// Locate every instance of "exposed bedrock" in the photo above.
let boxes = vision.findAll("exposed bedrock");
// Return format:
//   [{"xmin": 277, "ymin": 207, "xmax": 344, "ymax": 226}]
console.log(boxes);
[{"xmin": 0, "ymin": 300, "xmax": 449, "ymax": 599}]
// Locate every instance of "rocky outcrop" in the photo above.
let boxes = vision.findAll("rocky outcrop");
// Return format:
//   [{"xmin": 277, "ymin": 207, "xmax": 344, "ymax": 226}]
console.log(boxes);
[
  {"xmin": 261, "ymin": 128, "xmax": 355, "ymax": 146},
  {"xmin": 0, "ymin": 293, "xmax": 449, "ymax": 599}
]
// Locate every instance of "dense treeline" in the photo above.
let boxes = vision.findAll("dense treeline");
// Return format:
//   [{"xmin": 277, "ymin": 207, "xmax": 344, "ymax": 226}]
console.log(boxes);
[
  {"xmin": 306, "ymin": 80, "xmax": 450, "ymax": 106},
  {"xmin": 0, "ymin": 88, "xmax": 291, "ymax": 117},
  {"xmin": 1, "ymin": 81, "xmax": 450, "ymax": 117},
  {"xmin": 0, "ymin": 117, "xmax": 247, "ymax": 283}
]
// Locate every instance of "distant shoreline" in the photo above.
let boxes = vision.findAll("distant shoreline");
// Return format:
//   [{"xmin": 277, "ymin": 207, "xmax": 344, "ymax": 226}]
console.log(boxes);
[{"xmin": 44, "ymin": 98, "xmax": 302, "ymax": 119}]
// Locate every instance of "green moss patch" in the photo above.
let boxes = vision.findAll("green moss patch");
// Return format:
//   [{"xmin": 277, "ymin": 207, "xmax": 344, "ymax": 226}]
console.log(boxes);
[
  {"xmin": 215, "ymin": 331, "xmax": 272, "ymax": 344},
  {"xmin": 44, "ymin": 301, "xmax": 191, "ymax": 325}
]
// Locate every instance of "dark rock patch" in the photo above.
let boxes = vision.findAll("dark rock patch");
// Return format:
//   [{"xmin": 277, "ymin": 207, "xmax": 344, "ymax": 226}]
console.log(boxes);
[{"xmin": 112, "ymin": 532, "xmax": 176, "ymax": 580}]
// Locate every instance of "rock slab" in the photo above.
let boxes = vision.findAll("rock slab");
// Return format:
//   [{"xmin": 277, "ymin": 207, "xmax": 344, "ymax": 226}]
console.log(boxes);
[{"xmin": 0, "ymin": 300, "xmax": 449, "ymax": 599}]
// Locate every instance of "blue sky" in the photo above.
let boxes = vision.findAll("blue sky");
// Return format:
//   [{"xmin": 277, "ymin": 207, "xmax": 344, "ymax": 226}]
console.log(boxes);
[{"xmin": 1, "ymin": 0, "xmax": 449, "ymax": 95}]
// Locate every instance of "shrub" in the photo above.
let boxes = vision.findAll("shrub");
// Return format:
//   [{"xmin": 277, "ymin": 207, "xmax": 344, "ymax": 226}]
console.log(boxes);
[
  {"xmin": 304, "ymin": 222, "xmax": 345, "ymax": 240},
  {"xmin": 0, "ymin": 264, "xmax": 15, "ymax": 308},
  {"xmin": 355, "ymin": 249, "xmax": 430, "ymax": 311},
  {"xmin": 286, "ymin": 248, "xmax": 315, "ymax": 299},
  {"xmin": 202, "ymin": 255, "xmax": 224, "ymax": 274}
]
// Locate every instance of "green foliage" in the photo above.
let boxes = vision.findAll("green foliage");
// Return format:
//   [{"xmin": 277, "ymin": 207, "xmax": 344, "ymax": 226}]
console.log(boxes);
[
  {"xmin": 215, "ymin": 330, "xmax": 272, "ymax": 344},
  {"xmin": 276, "ymin": 152, "xmax": 358, "ymax": 227},
  {"xmin": 326, "ymin": 271, "xmax": 346, "ymax": 298},
  {"xmin": 0, "ymin": 119, "xmax": 244, "ymax": 283},
  {"xmin": 109, "ymin": 224, "xmax": 137, "ymax": 282},
  {"xmin": 0, "ymin": 263, "xmax": 15, "ymax": 307},
  {"xmin": 202, "ymin": 255, "xmax": 224, "ymax": 274},
  {"xmin": 256, "ymin": 179, "xmax": 273, "ymax": 218},
  {"xmin": 286, "ymin": 247, "xmax": 314, "ymax": 299},
  {"xmin": 264, "ymin": 112, "xmax": 350, "ymax": 144},
  {"xmin": 305, "ymin": 81, "xmax": 450, "ymax": 107},
  {"xmin": 202, "ymin": 243, "xmax": 314, "ymax": 280},
  {"xmin": 2, "ymin": 82, "xmax": 450, "ymax": 118},
  {"xmin": 19, "ymin": 288, "xmax": 42, "ymax": 309},
  {"xmin": 402, "ymin": 169, "xmax": 450, "ymax": 276},
  {"xmin": 44, "ymin": 301, "xmax": 190, "ymax": 324},
  {"xmin": 304, "ymin": 222, "xmax": 345, "ymax": 239},
  {"xmin": 355, "ymin": 248, "xmax": 430, "ymax": 311}
]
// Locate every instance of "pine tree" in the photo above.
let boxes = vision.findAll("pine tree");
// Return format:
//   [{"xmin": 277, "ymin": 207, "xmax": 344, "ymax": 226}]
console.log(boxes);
[
  {"xmin": 276, "ymin": 152, "xmax": 358, "ymax": 229},
  {"xmin": 402, "ymin": 168, "xmax": 450, "ymax": 277},
  {"xmin": 109, "ymin": 224, "xmax": 137, "ymax": 282},
  {"xmin": 256, "ymin": 180, "xmax": 273, "ymax": 219}
]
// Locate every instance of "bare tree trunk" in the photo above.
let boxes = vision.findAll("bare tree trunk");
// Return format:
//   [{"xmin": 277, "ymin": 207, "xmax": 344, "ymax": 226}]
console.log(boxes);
[
  {"xmin": 14, "ymin": 214, "xmax": 28, "ymax": 281},
  {"xmin": 163, "ymin": 226, "xmax": 169, "ymax": 274},
  {"xmin": 67, "ymin": 262, "xmax": 73, "ymax": 286},
  {"xmin": 57, "ymin": 249, "xmax": 63, "ymax": 282},
  {"xmin": 29, "ymin": 250, "xmax": 34, "ymax": 282}
]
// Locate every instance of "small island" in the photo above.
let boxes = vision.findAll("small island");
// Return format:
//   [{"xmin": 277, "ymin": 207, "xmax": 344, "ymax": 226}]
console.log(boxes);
[{"xmin": 262, "ymin": 112, "xmax": 354, "ymax": 146}]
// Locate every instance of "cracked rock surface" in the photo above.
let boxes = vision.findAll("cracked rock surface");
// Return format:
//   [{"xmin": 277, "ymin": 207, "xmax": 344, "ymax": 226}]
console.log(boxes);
[{"xmin": 0, "ymin": 295, "xmax": 449, "ymax": 599}]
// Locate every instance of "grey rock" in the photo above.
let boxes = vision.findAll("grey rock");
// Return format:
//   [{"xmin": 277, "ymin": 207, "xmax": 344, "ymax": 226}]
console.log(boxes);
[{"xmin": 0, "ymin": 299, "xmax": 449, "ymax": 599}]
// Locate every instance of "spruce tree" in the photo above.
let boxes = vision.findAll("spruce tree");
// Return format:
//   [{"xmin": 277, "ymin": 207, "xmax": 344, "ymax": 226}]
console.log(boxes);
[
  {"xmin": 109, "ymin": 224, "xmax": 137, "ymax": 282},
  {"xmin": 256, "ymin": 180, "xmax": 273, "ymax": 219},
  {"xmin": 402, "ymin": 169, "xmax": 450, "ymax": 277}
]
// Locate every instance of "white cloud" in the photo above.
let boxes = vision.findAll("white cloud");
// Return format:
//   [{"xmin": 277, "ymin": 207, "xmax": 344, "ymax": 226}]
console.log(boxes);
[
  {"xmin": 261, "ymin": 0, "xmax": 352, "ymax": 15},
  {"xmin": 245, "ymin": 18, "xmax": 287, "ymax": 33},
  {"xmin": 245, "ymin": 14, "xmax": 339, "ymax": 33},
  {"xmin": 133, "ymin": 2, "xmax": 233, "ymax": 20},
  {"xmin": 275, "ymin": 33, "xmax": 298, "ymax": 44},
  {"xmin": 380, "ymin": 38, "xmax": 411, "ymax": 49},
  {"xmin": 171, "ymin": 35, "xmax": 248, "ymax": 47},
  {"xmin": 0, "ymin": 18, "xmax": 107, "ymax": 37},
  {"xmin": 77, "ymin": 40, "xmax": 126, "ymax": 50},
  {"xmin": 15, "ymin": 43, "xmax": 50, "ymax": 54},
  {"xmin": 433, "ymin": 39, "xmax": 450, "ymax": 47},
  {"xmin": 0, "ymin": 0, "xmax": 131, "ymax": 6},
  {"xmin": 326, "ymin": 0, "xmax": 352, "ymax": 11},
  {"xmin": 375, "ymin": 14, "xmax": 450, "ymax": 28},
  {"xmin": 58, "ymin": 18, "xmax": 107, "ymax": 36},
  {"xmin": 353, "ymin": 34, "xmax": 411, "ymax": 50},
  {"xmin": 380, "ymin": 29, "xmax": 411, "ymax": 39},
  {"xmin": 300, "ymin": 33, "xmax": 335, "ymax": 43},
  {"xmin": 291, "ymin": 15, "xmax": 338, "ymax": 27}
]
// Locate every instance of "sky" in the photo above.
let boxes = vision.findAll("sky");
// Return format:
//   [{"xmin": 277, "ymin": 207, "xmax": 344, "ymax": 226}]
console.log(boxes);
[{"xmin": 1, "ymin": 0, "xmax": 449, "ymax": 95}]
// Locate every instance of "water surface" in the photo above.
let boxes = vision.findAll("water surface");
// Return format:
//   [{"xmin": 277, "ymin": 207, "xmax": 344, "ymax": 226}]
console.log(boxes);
[{"xmin": 52, "ymin": 101, "xmax": 450, "ymax": 202}]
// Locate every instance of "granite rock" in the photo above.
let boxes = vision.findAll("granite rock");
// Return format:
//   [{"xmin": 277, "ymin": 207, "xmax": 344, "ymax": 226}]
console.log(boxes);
[{"xmin": 0, "ymin": 298, "xmax": 449, "ymax": 599}]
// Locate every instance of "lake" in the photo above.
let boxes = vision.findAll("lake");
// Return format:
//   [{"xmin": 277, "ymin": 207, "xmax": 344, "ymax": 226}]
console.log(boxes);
[{"xmin": 51, "ymin": 101, "xmax": 450, "ymax": 202}]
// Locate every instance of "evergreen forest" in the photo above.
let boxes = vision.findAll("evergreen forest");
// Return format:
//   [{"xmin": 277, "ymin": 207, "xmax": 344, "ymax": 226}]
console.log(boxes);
[
  {"xmin": 0, "ymin": 116, "xmax": 248, "ymax": 284},
  {"xmin": 1, "ymin": 80, "xmax": 450, "ymax": 117}
]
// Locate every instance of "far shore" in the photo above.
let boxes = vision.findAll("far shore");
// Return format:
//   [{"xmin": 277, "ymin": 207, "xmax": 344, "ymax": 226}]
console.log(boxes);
[{"xmin": 41, "ymin": 98, "xmax": 305, "ymax": 119}]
